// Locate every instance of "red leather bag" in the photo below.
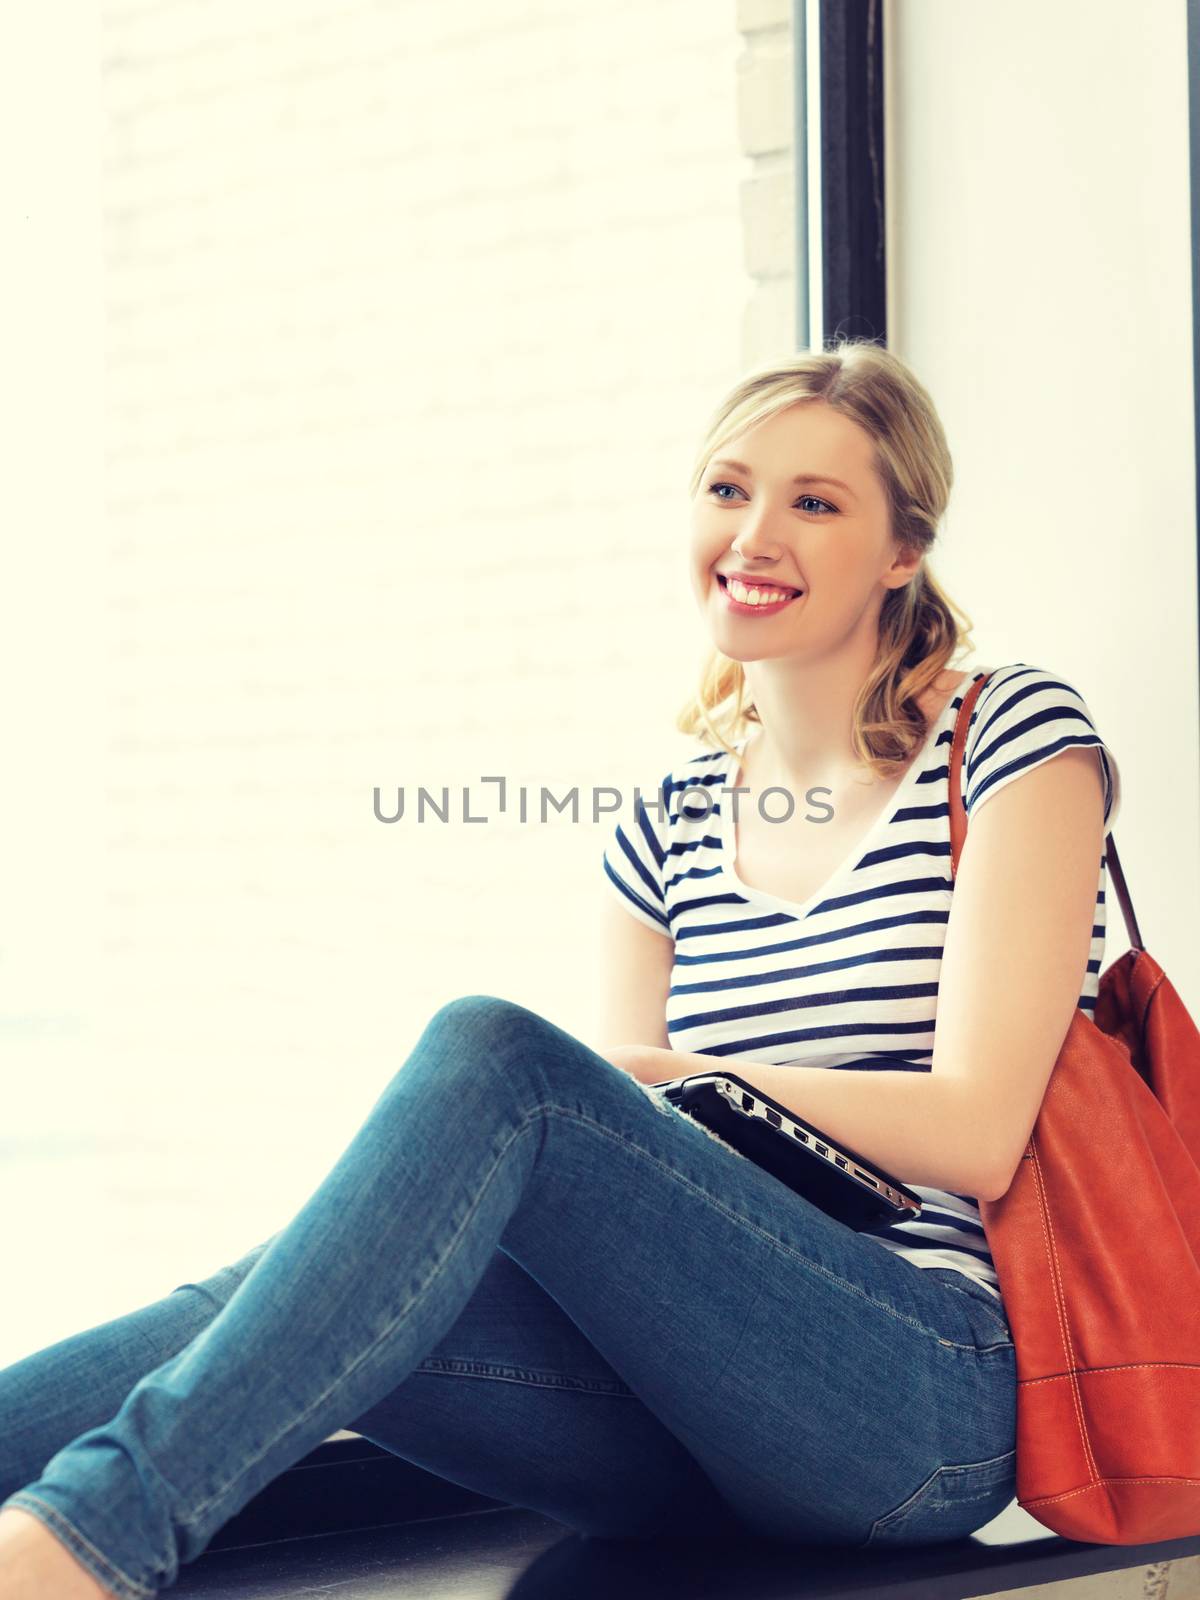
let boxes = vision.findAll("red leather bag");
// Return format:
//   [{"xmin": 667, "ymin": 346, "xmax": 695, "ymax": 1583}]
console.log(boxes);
[{"xmin": 948, "ymin": 672, "xmax": 1200, "ymax": 1544}]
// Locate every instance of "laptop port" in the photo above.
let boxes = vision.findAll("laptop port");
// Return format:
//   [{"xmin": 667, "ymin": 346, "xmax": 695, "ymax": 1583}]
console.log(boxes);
[{"xmin": 766, "ymin": 1108, "xmax": 781, "ymax": 1127}]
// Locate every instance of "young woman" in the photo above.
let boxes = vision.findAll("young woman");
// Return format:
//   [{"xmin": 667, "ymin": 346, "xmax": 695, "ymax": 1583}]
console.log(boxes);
[{"xmin": 0, "ymin": 342, "xmax": 1120, "ymax": 1598}]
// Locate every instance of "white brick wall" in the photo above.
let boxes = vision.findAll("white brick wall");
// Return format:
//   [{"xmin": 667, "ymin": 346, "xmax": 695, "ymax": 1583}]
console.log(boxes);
[
  {"xmin": 92, "ymin": 0, "xmax": 762, "ymax": 1116},
  {"xmin": 2, "ymin": 3, "xmax": 781, "ymax": 1349},
  {"xmin": 738, "ymin": 0, "xmax": 796, "ymax": 358}
]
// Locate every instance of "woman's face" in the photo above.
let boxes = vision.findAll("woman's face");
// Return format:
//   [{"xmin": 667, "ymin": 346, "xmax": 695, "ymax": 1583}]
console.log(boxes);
[{"xmin": 688, "ymin": 399, "xmax": 919, "ymax": 663}]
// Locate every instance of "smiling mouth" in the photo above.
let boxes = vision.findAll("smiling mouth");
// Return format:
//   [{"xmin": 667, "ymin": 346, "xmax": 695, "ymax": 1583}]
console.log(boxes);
[{"xmin": 717, "ymin": 574, "xmax": 804, "ymax": 610}]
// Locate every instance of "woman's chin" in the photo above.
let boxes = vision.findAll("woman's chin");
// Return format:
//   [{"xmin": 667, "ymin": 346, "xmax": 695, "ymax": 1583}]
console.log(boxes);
[{"xmin": 710, "ymin": 636, "xmax": 785, "ymax": 663}]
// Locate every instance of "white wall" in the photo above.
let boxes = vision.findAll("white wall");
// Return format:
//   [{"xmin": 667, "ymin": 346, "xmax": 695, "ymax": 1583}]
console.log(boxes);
[
  {"xmin": 0, "ymin": 16, "xmax": 104, "ymax": 1085},
  {"xmin": 0, "ymin": 1, "xmax": 757, "ymax": 1359},
  {"xmin": 886, "ymin": 0, "xmax": 1200, "ymax": 1008}
]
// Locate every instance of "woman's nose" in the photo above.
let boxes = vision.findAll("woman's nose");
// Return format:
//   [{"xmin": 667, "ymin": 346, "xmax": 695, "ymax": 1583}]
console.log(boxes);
[
  {"xmin": 732, "ymin": 524, "xmax": 786, "ymax": 558},
  {"xmin": 729, "ymin": 504, "xmax": 789, "ymax": 553}
]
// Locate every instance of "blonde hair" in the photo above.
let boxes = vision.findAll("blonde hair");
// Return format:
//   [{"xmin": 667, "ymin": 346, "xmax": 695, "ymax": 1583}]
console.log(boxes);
[{"xmin": 677, "ymin": 339, "xmax": 977, "ymax": 781}]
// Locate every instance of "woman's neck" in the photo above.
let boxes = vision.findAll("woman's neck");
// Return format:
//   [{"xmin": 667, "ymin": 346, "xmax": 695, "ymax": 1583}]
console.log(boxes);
[{"xmin": 739, "ymin": 667, "xmax": 969, "ymax": 798}]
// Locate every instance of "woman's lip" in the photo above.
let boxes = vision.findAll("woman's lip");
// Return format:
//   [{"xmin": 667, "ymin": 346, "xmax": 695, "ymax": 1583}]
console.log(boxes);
[{"xmin": 717, "ymin": 574, "xmax": 803, "ymax": 615}]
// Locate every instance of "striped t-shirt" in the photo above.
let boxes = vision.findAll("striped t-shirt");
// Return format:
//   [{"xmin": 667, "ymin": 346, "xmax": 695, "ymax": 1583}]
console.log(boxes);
[{"xmin": 601, "ymin": 663, "xmax": 1122, "ymax": 1302}]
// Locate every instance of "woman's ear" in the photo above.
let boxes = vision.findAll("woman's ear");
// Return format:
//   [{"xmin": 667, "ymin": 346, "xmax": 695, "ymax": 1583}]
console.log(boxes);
[{"xmin": 884, "ymin": 547, "xmax": 924, "ymax": 589}]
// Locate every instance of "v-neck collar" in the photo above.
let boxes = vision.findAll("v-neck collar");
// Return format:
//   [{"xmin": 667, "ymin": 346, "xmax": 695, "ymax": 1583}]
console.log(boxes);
[{"xmin": 717, "ymin": 672, "xmax": 983, "ymax": 922}]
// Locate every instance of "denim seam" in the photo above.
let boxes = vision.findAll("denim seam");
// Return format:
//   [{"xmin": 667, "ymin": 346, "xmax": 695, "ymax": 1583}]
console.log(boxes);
[
  {"xmin": 939, "ymin": 1446, "xmax": 1018, "ymax": 1472},
  {"xmin": 170, "ymin": 1280, "xmax": 229, "ymax": 1315},
  {"xmin": 413, "ymin": 1357, "xmax": 637, "ymax": 1395},
  {"xmin": 2, "ymin": 1492, "xmax": 156, "ymax": 1600},
  {"xmin": 179, "ymin": 1109, "xmax": 549, "ymax": 1528},
  {"xmin": 551, "ymin": 1105, "xmax": 986, "ymax": 1352}
]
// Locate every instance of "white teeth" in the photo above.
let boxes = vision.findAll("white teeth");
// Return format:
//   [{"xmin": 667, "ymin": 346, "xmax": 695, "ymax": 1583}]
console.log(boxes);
[{"xmin": 726, "ymin": 577, "xmax": 799, "ymax": 606}]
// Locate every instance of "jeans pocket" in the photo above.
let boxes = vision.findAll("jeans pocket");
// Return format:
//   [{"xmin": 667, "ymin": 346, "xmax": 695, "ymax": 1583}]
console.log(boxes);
[
  {"xmin": 928, "ymin": 1270, "xmax": 1015, "ymax": 1350},
  {"xmin": 860, "ymin": 1446, "xmax": 1017, "ymax": 1549}
]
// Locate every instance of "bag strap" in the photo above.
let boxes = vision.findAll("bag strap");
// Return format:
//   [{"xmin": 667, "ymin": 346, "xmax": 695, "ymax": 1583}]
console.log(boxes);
[{"xmin": 947, "ymin": 670, "xmax": 1142, "ymax": 953}]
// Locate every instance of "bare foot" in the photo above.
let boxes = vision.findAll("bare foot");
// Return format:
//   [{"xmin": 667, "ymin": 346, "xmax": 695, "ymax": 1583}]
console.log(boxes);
[{"xmin": 0, "ymin": 1506, "xmax": 121, "ymax": 1598}]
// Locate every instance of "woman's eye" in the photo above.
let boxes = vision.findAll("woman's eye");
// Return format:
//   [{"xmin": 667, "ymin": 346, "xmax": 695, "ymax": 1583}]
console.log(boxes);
[{"xmin": 705, "ymin": 482, "xmax": 836, "ymax": 515}]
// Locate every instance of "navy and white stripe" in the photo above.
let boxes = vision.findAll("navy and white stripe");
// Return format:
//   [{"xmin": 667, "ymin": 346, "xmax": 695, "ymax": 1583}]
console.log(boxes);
[{"xmin": 602, "ymin": 663, "xmax": 1122, "ymax": 1301}]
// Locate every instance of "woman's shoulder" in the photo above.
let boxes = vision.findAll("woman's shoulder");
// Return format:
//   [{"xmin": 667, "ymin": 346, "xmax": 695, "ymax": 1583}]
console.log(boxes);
[
  {"xmin": 962, "ymin": 661, "xmax": 1120, "ymax": 829},
  {"xmin": 610, "ymin": 742, "xmax": 735, "ymax": 831},
  {"xmin": 663, "ymin": 742, "xmax": 742, "ymax": 823},
  {"xmin": 967, "ymin": 660, "xmax": 1107, "ymax": 719}
]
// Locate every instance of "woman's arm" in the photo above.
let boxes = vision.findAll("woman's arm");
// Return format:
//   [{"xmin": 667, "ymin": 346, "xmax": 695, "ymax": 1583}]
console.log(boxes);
[
  {"xmin": 594, "ymin": 893, "xmax": 673, "ymax": 1053},
  {"xmin": 614, "ymin": 746, "xmax": 1108, "ymax": 1203},
  {"xmin": 616, "ymin": 1047, "xmax": 995, "ymax": 1196}
]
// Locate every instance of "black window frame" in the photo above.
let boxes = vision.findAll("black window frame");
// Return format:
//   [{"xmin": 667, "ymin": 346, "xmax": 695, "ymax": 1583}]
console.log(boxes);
[{"xmin": 793, "ymin": 0, "xmax": 886, "ymax": 349}]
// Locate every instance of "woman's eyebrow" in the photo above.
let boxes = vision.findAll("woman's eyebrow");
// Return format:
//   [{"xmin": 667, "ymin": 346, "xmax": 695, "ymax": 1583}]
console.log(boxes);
[{"xmin": 709, "ymin": 457, "xmax": 854, "ymax": 495}]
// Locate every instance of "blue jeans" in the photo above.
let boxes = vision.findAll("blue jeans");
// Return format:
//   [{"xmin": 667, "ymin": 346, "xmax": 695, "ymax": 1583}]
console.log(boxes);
[{"xmin": 0, "ymin": 996, "xmax": 1017, "ymax": 1598}]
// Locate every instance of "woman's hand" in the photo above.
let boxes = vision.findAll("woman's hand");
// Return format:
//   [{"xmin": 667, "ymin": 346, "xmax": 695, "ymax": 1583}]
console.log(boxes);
[{"xmin": 600, "ymin": 1045, "xmax": 681, "ymax": 1085}]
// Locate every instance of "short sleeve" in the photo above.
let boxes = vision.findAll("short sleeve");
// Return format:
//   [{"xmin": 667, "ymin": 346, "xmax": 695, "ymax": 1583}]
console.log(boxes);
[
  {"xmin": 964, "ymin": 664, "xmax": 1121, "ymax": 832},
  {"xmin": 601, "ymin": 773, "xmax": 673, "ymax": 937}
]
